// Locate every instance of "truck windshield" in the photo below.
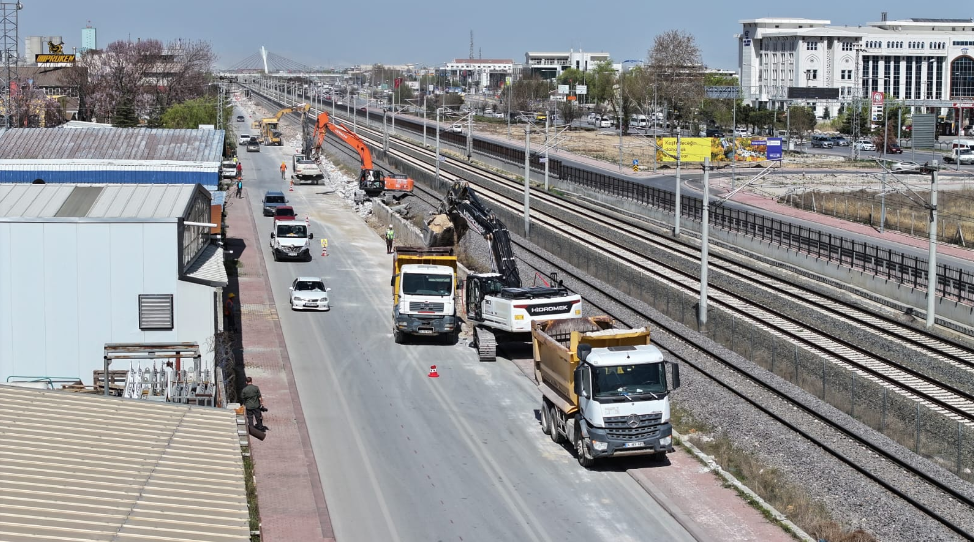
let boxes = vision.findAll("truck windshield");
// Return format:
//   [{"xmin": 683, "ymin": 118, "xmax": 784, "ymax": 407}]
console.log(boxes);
[
  {"xmin": 276, "ymin": 225, "xmax": 307, "ymax": 237},
  {"xmin": 592, "ymin": 364, "xmax": 666, "ymax": 399},
  {"xmin": 402, "ymin": 273, "xmax": 452, "ymax": 296}
]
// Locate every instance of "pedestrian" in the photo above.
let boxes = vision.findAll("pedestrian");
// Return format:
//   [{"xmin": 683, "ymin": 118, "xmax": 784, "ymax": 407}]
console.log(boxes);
[
  {"xmin": 224, "ymin": 293, "xmax": 237, "ymax": 333},
  {"xmin": 280, "ymin": 161, "xmax": 287, "ymax": 179},
  {"xmin": 241, "ymin": 377, "xmax": 268, "ymax": 432},
  {"xmin": 236, "ymin": 179, "xmax": 243, "ymax": 198},
  {"xmin": 236, "ymin": 162, "xmax": 243, "ymax": 179},
  {"xmin": 385, "ymin": 224, "xmax": 395, "ymax": 254}
]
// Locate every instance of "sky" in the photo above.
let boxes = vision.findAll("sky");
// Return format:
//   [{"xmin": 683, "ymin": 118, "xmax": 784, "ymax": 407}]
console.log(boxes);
[{"xmin": 22, "ymin": 1, "xmax": 974, "ymax": 71}]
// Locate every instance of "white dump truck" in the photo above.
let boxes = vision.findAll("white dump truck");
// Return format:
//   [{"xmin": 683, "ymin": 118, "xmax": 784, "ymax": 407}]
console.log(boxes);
[{"xmin": 533, "ymin": 316, "xmax": 681, "ymax": 468}]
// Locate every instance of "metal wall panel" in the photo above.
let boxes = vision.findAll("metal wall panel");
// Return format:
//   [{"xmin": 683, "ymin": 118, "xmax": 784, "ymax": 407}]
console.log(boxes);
[
  {"xmin": 75, "ymin": 224, "xmax": 114, "ymax": 381},
  {"xmin": 108, "ymin": 223, "xmax": 145, "ymax": 346},
  {"xmin": 42, "ymin": 223, "xmax": 81, "ymax": 370},
  {"xmin": 0, "ymin": 169, "xmax": 218, "ymax": 187}
]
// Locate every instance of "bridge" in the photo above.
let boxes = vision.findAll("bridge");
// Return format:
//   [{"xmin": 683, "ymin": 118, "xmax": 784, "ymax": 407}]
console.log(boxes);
[{"xmin": 217, "ymin": 47, "xmax": 344, "ymax": 82}]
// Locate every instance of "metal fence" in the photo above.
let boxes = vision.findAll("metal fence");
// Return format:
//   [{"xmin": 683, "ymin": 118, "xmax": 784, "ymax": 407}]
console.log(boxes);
[{"xmin": 314, "ymin": 95, "xmax": 973, "ymax": 305}]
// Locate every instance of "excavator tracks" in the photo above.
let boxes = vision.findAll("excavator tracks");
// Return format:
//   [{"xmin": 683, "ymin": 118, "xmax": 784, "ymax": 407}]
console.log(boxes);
[{"xmin": 474, "ymin": 327, "xmax": 497, "ymax": 362}]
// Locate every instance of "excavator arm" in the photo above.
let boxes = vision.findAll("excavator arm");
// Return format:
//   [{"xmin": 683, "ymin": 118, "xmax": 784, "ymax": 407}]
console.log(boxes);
[
  {"xmin": 309, "ymin": 111, "xmax": 411, "ymax": 196},
  {"xmin": 428, "ymin": 181, "xmax": 522, "ymax": 288}
]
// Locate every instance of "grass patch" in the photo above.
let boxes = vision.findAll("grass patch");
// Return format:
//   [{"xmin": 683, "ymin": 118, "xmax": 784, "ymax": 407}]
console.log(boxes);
[
  {"xmin": 672, "ymin": 407, "xmax": 877, "ymax": 542},
  {"xmin": 244, "ymin": 455, "xmax": 261, "ymax": 541}
]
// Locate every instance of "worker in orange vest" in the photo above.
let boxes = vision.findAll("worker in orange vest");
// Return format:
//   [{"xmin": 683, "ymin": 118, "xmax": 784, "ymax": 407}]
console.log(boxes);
[{"xmin": 280, "ymin": 161, "xmax": 287, "ymax": 179}]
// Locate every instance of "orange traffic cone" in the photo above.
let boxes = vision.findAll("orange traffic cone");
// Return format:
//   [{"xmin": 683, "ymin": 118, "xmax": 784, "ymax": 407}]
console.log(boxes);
[
  {"xmin": 288, "ymin": 181, "xmax": 294, "ymax": 192},
  {"xmin": 306, "ymin": 216, "xmax": 310, "ymax": 224},
  {"xmin": 321, "ymin": 246, "xmax": 328, "ymax": 257},
  {"xmin": 428, "ymin": 365, "xmax": 439, "ymax": 378}
]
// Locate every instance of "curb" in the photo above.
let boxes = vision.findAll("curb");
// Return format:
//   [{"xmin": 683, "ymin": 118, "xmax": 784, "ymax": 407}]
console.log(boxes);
[{"xmin": 671, "ymin": 430, "xmax": 816, "ymax": 542}]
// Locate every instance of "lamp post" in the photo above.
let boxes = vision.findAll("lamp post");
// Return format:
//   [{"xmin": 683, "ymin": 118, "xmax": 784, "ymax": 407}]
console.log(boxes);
[
  {"xmin": 926, "ymin": 170, "xmax": 938, "ymax": 329},
  {"xmin": 524, "ymin": 123, "xmax": 531, "ymax": 237},
  {"xmin": 435, "ymin": 107, "xmax": 442, "ymax": 181}
]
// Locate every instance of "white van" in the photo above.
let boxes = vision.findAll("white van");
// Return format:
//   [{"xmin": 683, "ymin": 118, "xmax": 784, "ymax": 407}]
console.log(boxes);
[
  {"xmin": 949, "ymin": 138, "xmax": 974, "ymax": 150},
  {"xmin": 634, "ymin": 114, "xmax": 648, "ymax": 128}
]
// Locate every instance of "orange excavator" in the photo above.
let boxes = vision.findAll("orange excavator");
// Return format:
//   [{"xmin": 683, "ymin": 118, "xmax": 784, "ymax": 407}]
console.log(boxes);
[{"xmin": 310, "ymin": 111, "xmax": 414, "ymax": 197}]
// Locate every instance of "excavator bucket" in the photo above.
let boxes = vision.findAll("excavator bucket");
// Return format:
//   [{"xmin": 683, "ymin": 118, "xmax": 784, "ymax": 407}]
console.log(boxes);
[{"xmin": 424, "ymin": 214, "xmax": 457, "ymax": 247}]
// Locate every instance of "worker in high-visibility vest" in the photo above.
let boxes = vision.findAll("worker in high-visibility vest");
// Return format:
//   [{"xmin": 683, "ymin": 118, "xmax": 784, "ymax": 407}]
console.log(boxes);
[
  {"xmin": 280, "ymin": 161, "xmax": 287, "ymax": 179},
  {"xmin": 385, "ymin": 224, "xmax": 395, "ymax": 254}
]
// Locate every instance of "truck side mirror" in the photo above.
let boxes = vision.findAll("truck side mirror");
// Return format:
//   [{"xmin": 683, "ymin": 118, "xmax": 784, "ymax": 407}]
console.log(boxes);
[
  {"xmin": 391, "ymin": 274, "xmax": 398, "ymax": 287},
  {"xmin": 309, "ymin": 233, "xmax": 314, "ymax": 239},
  {"xmin": 270, "ymin": 232, "xmax": 276, "ymax": 238},
  {"xmin": 573, "ymin": 367, "xmax": 583, "ymax": 397},
  {"xmin": 670, "ymin": 363, "xmax": 681, "ymax": 390}
]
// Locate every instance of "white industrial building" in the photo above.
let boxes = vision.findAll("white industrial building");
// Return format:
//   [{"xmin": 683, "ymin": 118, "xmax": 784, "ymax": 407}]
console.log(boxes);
[
  {"xmin": 0, "ymin": 183, "xmax": 227, "ymax": 386},
  {"xmin": 444, "ymin": 58, "xmax": 517, "ymax": 90},
  {"xmin": 738, "ymin": 16, "xmax": 974, "ymax": 133},
  {"xmin": 524, "ymin": 49, "xmax": 613, "ymax": 79}
]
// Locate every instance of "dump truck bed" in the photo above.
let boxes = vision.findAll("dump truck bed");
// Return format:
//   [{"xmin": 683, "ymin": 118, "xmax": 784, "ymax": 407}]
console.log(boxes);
[{"xmin": 532, "ymin": 317, "xmax": 652, "ymax": 410}]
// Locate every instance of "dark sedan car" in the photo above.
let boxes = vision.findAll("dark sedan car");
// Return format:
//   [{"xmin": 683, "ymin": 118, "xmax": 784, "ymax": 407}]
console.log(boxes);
[{"xmin": 881, "ymin": 143, "xmax": 903, "ymax": 154}]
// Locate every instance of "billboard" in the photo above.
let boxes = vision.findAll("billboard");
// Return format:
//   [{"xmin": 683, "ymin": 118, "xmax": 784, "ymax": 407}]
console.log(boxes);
[
  {"xmin": 787, "ymin": 87, "xmax": 840, "ymax": 100},
  {"xmin": 656, "ymin": 137, "xmax": 776, "ymax": 163}
]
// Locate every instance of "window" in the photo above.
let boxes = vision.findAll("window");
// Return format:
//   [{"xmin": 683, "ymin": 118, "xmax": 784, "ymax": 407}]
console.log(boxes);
[
  {"xmin": 950, "ymin": 57, "xmax": 974, "ymax": 98},
  {"xmin": 806, "ymin": 42, "xmax": 818, "ymax": 51},
  {"xmin": 139, "ymin": 294, "xmax": 174, "ymax": 331},
  {"xmin": 842, "ymin": 41, "xmax": 854, "ymax": 51},
  {"xmin": 840, "ymin": 69, "xmax": 853, "ymax": 80}
]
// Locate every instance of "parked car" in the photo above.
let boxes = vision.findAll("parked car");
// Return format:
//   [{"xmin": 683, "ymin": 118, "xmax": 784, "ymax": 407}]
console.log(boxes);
[
  {"xmin": 221, "ymin": 160, "xmax": 237, "ymax": 179},
  {"xmin": 706, "ymin": 128, "xmax": 724, "ymax": 138},
  {"xmin": 262, "ymin": 191, "xmax": 288, "ymax": 216},
  {"xmin": 882, "ymin": 143, "xmax": 903, "ymax": 154},
  {"xmin": 890, "ymin": 161, "xmax": 922, "ymax": 173},
  {"xmin": 273, "ymin": 205, "xmax": 297, "ymax": 223},
  {"xmin": 236, "ymin": 115, "xmax": 245, "ymax": 122},
  {"xmin": 289, "ymin": 277, "xmax": 331, "ymax": 311},
  {"xmin": 811, "ymin": 135, "xmax": 834, "ymax": 148},
  {"xmin": 733, "ymin": 127, "xmax": 749, "ymax": 137},
  {"xmin": 238, "ymin": 134, "xmax": 252, "ymax": 145},
  {"xmin": 449, "ymin": 123, "xmax": 463, "ymax": 133},
  {"xmin": 247, "ymin": 138, "xmax": 260, "ymax": 152},
  {"xmin": 855, "ymin": 140, "xmax": 876, "ymax": 151},
  {"xmin": 831, "ymin": 136, "xmax": 850, "ymax": 146}
]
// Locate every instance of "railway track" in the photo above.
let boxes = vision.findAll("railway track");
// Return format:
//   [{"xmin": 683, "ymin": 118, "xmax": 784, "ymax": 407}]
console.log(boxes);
[{"xmin": 248, "ymin": 86, "xmax": 974, "ymax": 539}]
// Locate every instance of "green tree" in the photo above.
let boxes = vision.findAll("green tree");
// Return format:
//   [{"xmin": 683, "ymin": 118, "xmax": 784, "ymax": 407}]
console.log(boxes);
[
  {"xmin": 160, "ymin": 96, "xmax": 232, "ymax": 130},
  {"xmin": 557, "ymin": 68, "xmax": 584, "ymax": 87},
  {"xmin": 588, "ymin": 60, "xmax": 618, "ymax": 107},
  {"xmin": 788, "ymin": 106, "xmax": 816, "ymax": 144}
]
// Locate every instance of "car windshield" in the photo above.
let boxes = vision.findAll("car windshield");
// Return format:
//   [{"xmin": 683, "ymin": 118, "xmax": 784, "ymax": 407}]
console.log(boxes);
[
  {"xmin": 402, "ymin": 273, "xmax": 453, "ymax": 296},
  {"xmin": 276, "ymin": 208, "xmax": 295, "ymax": 217},
  {"xmin": 592, "ymin": 363, "xmax": 666, "ymax": 400},
  {"xmin": 276, "ymin": 225, "xmax": 307, "ymax": 237},
  {"xmin": 295, "ymin": 280, "xmax": 325, "ymax": 292},
  {"xmin": 265, "ymin": 196, "xmax": 286, "ymax": 204}
]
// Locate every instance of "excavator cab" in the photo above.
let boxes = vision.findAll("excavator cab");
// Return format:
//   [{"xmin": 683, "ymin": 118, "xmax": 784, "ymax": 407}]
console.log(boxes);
[
  {"xmin": 359, "ymin": 169, "xmax": 386, "ymax": 196},
  {"xmin": 465, "ymin": 274, "xmax": 504, "ymax": 321}
]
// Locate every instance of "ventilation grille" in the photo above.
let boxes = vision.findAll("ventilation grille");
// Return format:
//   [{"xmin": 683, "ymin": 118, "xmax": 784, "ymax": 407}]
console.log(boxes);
[{"xmin": 139, "ymin": 294, "xmax": 174, "ymax": 330}]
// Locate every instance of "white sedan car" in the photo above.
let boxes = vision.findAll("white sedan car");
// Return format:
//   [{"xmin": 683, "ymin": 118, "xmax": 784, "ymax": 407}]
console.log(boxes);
[
  {"xmin": 289, "ymin": 277, "xmax": 331, "ymax": 311},
  {"xmin": 855, "ymin": 140, "xmax": 877, "ymax": 151}
]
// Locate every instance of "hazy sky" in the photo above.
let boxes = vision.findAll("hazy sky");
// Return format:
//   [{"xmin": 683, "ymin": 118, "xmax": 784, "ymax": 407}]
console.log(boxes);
[{"xmin": 23, "ymin": 1, "xmax": 974, "ymax": 71}]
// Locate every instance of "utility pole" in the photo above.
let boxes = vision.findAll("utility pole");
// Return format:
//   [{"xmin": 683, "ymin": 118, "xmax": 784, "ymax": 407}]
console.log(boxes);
[
  {"xmin": 699, "ymin": 157, "xmax": 710, "ymax": 327},
  {"xmin": 435, "ymin": 108, "xmax": 441, "ymax": 181},
  {"xmin": 467, "ymin": 110, "xmax": 473, "ymax": 160},
  {"xmin": 881, "ymin": 102, "xmax": 888, "ymax": 233},
  {"xmin": 524, "ymin": 125, "xmax": 531, "ymax": 237},
  {"xmin": 674, "ymin": 134, "xmax": 682, "ymax": 236},
  {"xmin": 926, "ymin": 170, "xmax": 938, "ymax": 329},
  {"xmin": 544, "ymin": 114, "xmax": 550, "ymax": 190}
]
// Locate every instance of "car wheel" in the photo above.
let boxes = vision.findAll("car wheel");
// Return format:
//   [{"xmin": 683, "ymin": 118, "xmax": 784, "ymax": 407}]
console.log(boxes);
[{"xmin": 290, "ymin": 298, "xmax": 295, "ymax": 310}]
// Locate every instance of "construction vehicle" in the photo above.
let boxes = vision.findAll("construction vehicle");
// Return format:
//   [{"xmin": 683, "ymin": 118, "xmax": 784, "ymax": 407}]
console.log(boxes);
[
  {"xmin": 256, "ymin": 103, "xmax": 310, "ymax": 146},
  {"xmin": 533, "ymin": 316, "xmax": 680, "ymax": 468},
  {"xmin": 310, "ymin": 111, "xmax": 414, "ymax": 197},
  {"xmin": 426, "ymin": 181, "xmax": 582, "ymax": 361},
  {"xmin": 392, "ymin": 247, "xmax": 459, "ymax": 344}
]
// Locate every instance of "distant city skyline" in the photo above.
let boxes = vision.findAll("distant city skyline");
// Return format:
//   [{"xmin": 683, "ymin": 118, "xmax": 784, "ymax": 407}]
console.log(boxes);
[{"xmin": 21, "ymin": 0, "xmax": 974, "ymax": 71}]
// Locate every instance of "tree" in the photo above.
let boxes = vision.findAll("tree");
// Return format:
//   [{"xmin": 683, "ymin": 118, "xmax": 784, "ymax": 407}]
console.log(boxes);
[
  {"xmin": 789, "ymin": 106, "xmax": 816, "ymax": 144},
  {"xmin": 160, "ymin": 96, "xmax": 231, "ymax": 129},
  {"xmin": 392, "ymin": 81, "xmax": 414, "ymax": 106},
  {"xmin": 559, "ymin": 100, "xmax": 580, "ymax": 127},
  {"xmin": 588, "ymin": 61, "xmax": 617, "ymax": 107},
  {"xmin": 557, "ymin": 68, "xmax": 584, "ymax": 87},
  {"xmin": 647, "ymin": 30, "xmax": 704, "ymax": 133}
]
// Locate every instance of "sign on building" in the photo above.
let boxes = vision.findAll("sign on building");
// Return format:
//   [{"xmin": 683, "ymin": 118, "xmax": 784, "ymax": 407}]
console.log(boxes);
[{"xmin": 35, "ymin": 54, "xmax": 76, "ymax": 66}]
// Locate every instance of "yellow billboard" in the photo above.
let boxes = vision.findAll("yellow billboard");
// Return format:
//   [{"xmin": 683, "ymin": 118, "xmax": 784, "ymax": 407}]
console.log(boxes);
[{"xmin": 656, "ymin": 137, "xmax": 712, "ymax": 162}]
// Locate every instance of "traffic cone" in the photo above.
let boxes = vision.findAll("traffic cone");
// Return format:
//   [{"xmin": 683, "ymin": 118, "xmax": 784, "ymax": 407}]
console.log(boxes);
[
  {"xmin": 321, "ymin": 246, "xmax": 328, "ymax": 257},
  {"xmin": 306, "ymin": 216, "xmax": 310, "ymax": 225},
  {"xmin": 288, "ymin": 180, "xmax": 294, "ymax": 192},
  {"xmin": 428, "ymin": 365, "xmax": 439, "ymax": 378}
]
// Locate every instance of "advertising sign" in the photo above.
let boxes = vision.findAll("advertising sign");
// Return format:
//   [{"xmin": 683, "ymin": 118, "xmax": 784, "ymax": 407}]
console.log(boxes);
[
  {"xmin": 656, "ymin": 138, "xmax": 711, "ymax": 162},
  {"xmin": 575, "ymin": 85, "xmax": 587, "ymax": 95},
  {"xmin": 36, "ymin": 54, "xmax": 76, "ymax": 65},
  {"xmin": 766, "ymin": 138, "xmax": 783, "ymax": 160},
  {"xmin": 557, "ymin": 85, "xmax": 569, "ymax": 94}
]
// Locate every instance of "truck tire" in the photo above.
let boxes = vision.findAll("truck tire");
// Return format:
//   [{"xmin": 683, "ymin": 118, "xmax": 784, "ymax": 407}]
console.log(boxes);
[
  {"xmin": 574, "ymin": 423, "xmax": 595, "ymax": 468},
  {"xmin": 393, "ymin": 328, "xmax": 405, "ymax": 344},
  {"xmin": 548, "ymin": 407, "xmax": 565, "ymax": 444},
  {"xmin": 540, "ymin": 401, "xmax": 552, "ymax": 435},
  {"xmin": 272, "ymin": 250, "xmax": 279, "ymax": 262}
]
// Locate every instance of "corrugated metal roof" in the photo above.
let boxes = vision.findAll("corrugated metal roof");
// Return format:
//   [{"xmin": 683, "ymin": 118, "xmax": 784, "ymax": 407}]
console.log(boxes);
[
  {"xmin": 0, "ymin": 183, "xmax": 205, "ymax": 219},
  {"xmin": 183, "ymin": 242, "xmax": 229, "ymax": 287},
  {"xmin": 0, "ymin": 384, "xmax": 250, "ymax": 542},
  {"xmin": 0, "ymin": 128, "xmax": 224, "ymax": 162}
]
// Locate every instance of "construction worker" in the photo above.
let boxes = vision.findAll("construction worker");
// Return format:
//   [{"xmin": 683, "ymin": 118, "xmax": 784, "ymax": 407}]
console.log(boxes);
[
  {"xmin": 236, "ymin": 162, "xmax": 242, "ymax": 179},
  {"xmin": 280, "ymin": 161, "xmax": 287, "ymax": 179},
  {"xmin": 241, "ymin": 376, "xmax": 268, "ymax": 432},
  {"xmin": 385, "ymin": 224, "xmax": 395, "ymax": 254},
  {"xmin": 236, "ymin": 179, "xmax": 243, "ymax": 198},
  {"xmin": 224, "ymin": 293, "xmax": 237, "ymax": 333}
]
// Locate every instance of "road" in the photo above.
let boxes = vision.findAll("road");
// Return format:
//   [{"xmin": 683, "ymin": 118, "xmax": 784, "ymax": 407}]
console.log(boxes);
[{"xmin": 232, "ymin": 104, "xmax": 696, "ymax": 542}]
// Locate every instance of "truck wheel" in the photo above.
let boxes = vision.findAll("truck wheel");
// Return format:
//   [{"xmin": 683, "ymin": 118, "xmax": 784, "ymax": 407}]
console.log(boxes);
[
  {"xmin": 540, "ymin": 402, "xmax": 552, "ymax": 435},
  {"xmin": 393, "ymin": 329, "xmax": 404, "ymax": 344},
  {"xmin": 548, "ymin": 407, "xmax": 564, "ymax": 444},
  {"xmin": 574, "ymin": 426, "xmax": 595, "ymax": 468},
  {"xmin": 272, "ymin": 251, "xmax": 279, "ymax": 262}
]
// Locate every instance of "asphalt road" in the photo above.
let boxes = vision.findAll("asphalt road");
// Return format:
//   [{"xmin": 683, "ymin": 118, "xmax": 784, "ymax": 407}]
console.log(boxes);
[{"xmin": 232, "ymin": 104, "xmax": 696, "ymax": 542}]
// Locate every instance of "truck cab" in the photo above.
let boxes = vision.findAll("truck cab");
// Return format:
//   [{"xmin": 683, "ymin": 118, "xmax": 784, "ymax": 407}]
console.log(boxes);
[
  {"xmin": 269, "ymin": 220, "xmax": 313, "ymax": 262},
  {"xmin": 392, "ymin": 247, "xmax": 458, "ymax": 344}
]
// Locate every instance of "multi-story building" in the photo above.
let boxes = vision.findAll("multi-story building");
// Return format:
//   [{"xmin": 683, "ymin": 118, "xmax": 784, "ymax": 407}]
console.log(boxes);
[
  {"xmin": 81, "ymin": 25, "xmax": 97, "ymax": 53},
  {"xmin": 738, "ymin": 16, "xmax": 974, "ymax": 134},
  {"xmin": 444, "ymin": 58, "xmax": 517, "ymax": 90},
  {"xmin": 524, "ymin": 49, "xmax": 612, "ymax": 79}
]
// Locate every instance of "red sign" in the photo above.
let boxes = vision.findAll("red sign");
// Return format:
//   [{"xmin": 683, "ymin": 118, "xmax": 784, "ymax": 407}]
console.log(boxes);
[{"xmin": 871, "ymin": 91, "xmax": 884, "ymax": 106}]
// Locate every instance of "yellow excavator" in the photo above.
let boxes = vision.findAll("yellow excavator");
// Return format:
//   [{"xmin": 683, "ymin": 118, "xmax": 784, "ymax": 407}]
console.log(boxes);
[{"xmin": 254, "ymin": 103, "xmax": 310, "ymax": 146}]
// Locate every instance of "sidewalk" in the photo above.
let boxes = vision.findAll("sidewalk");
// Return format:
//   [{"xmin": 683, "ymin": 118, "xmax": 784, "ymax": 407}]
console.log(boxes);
[{"xmin": 225, "ymin": 191, "xmax": 335, "ymax": 542}]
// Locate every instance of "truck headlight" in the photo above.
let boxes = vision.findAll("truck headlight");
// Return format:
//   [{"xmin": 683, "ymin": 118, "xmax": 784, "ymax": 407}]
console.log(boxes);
[
  {"xmin": 660, "ymin": 436, "xmax": 672, "ymax": 447},
  {"xmin": 591, "ymin": 440, "xmax": 608, "ymax": 451}
]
